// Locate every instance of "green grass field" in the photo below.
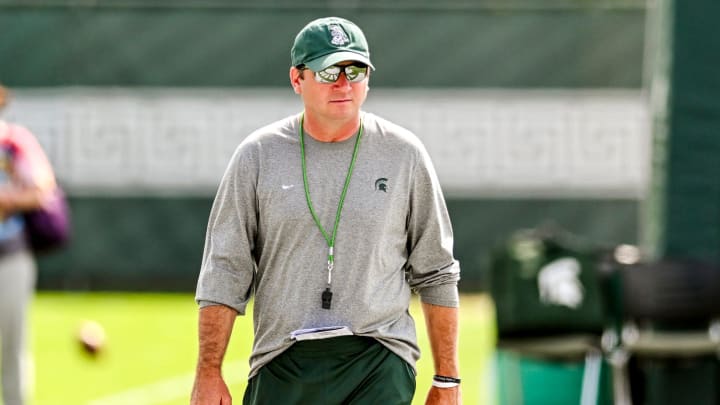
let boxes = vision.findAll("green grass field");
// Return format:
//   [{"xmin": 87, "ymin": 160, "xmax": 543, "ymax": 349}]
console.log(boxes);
[{"xmin": 28, "ymin": 292, "xmax": 496, "ymax": 405}]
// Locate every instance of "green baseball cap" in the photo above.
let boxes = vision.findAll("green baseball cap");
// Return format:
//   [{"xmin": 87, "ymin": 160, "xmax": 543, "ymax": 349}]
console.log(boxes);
[{"xmin": 291, "ymin": 17, "xmax": 375, "ymax": 72}]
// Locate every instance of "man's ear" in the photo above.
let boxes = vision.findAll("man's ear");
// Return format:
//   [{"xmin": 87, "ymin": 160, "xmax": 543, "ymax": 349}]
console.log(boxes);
[{"xmin": 289, "ymin": 67, "xmax": 302, "ymax": 94}]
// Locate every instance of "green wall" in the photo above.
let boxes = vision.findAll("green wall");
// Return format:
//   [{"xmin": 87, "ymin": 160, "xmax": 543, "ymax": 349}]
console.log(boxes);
[
  {"xmin": 644, "ymin": 0, "xmax": 720, "ymax": 262},
  {"xmin": 0, "ymin": 2, "xmax": 645, "ymax": 88},
  {"xmin": 37, "ymin": 197, "xmax": 639, "ymax": 292}
]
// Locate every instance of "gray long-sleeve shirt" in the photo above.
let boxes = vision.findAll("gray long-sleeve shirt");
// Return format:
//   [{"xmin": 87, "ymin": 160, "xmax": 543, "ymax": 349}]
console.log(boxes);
[{"xmin": 196, "ymin": 112, "xmax": 460, "ymax": 378}]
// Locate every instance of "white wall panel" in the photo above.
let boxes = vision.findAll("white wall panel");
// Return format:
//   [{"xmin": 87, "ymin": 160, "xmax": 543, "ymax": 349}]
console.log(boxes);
[{"xmin": 3, "ymin": 88, "xmax": 649, "ymax": 198}]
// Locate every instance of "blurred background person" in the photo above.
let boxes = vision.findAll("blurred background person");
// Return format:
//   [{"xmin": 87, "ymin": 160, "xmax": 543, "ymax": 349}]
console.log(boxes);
[{"xmin": 0, "ymin": 84, "xmax": 58, "ymax": 405}]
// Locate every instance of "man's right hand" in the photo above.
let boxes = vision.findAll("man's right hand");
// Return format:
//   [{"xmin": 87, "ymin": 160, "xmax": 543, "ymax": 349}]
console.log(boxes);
[
  {"xmin": 190, "ymin": 371, "xmax": 232, "ymax": 405},
  {"xmin": 191, "ymin": 305, "xmax": 238, "ymax": 404}
]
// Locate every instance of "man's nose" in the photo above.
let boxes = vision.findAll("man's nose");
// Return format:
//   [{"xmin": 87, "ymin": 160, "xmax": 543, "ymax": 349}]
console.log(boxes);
[{"xmin": 333, "ymin": 72, "xmax": 352, "ymax": 87}]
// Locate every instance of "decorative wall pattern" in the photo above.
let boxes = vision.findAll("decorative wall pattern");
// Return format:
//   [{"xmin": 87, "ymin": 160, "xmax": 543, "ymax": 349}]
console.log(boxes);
[
  {"xmin": 370, "ymin": 90, "xmax": 650, "ymax": 198},
  {"xmin": 4, "ymin": 88, "xmax": 649, "ymax": 198}
]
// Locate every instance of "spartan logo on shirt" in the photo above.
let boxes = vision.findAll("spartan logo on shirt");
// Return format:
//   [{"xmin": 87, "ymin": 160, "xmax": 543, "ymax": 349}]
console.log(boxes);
[
  {"xmin": 328, "ymin": 24, "xmax": 350, "ymax": 46},
  {"xmin": 375, "ymin": 178, "xmax": 388, "ymax": 192}
]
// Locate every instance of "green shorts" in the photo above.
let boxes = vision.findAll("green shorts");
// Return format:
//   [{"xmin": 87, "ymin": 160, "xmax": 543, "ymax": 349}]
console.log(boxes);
[{"xmin": 243, "ymin": 336, "xmax": 416, "ymax": 405}]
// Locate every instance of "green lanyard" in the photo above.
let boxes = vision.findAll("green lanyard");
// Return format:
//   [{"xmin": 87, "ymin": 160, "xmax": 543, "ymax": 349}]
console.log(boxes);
[{"xmin": 299, "ymin": 114, "xmax": 363, "ymax": 309}]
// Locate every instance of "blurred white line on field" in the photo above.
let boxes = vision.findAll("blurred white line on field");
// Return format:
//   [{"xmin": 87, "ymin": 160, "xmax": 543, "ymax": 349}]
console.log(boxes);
[{"xmin": 87, "ymin": 360, "xmax": 247, "ymax": 405}]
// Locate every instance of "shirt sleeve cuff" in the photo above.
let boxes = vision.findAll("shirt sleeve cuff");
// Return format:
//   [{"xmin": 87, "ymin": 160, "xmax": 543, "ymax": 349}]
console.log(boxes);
[
  {"xmin": 196, "ymin": 299, "xmax": 248, "ymax": 315},
  {"xmin": 418, "ymin": 283, "xmax": 459, "ymax": 308}
]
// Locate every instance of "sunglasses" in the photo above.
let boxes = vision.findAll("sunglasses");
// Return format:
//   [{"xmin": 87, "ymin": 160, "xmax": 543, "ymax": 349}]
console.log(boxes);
[{"xmin": 299, "ymin": 63, "xmax": 369, "ymax": 84}]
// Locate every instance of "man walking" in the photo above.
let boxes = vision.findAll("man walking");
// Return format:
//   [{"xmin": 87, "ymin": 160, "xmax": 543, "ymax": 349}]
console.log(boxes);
[{"xmin": 192, "ymin": 16, "xmax": 461, "ymax": 405}]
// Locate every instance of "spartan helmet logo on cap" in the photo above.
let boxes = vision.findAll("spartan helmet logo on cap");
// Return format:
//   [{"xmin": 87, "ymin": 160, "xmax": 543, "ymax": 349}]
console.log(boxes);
[
  {"xmin": 375, "ymin": 178, "xmax": 388, "ymax": 192},
  {"xmin": 329, "ymin": 24, "xmax": 350, "ymax": 46}
]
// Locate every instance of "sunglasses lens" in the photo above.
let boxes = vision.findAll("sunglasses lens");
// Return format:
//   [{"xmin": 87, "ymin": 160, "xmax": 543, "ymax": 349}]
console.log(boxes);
[
  {"xmin": 344, "ymin": 65, "xmax": 368, "ymax": 83},
  {"xmin": 316, "ymin": 66, "xmax": 341, "ymax": 83}
]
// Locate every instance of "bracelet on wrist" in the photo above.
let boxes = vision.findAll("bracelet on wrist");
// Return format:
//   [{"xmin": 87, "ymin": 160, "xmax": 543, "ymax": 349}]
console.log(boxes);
[
  {"xmin": 431, "ymin": 380, "xmax": 459, "ymax": 388},
  {"xmin": 433, "ymin": 375, "xmax": 461, "ymax": 383},
  {"xmin": 432, "ymin": 375, "xmax": 461, "ymax": 388}
]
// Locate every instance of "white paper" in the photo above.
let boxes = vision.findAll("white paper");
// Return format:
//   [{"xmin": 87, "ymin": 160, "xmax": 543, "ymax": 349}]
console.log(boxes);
[{"xmin": 290, "ymin": 326, "xmax": 353, "ymax": 341}]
